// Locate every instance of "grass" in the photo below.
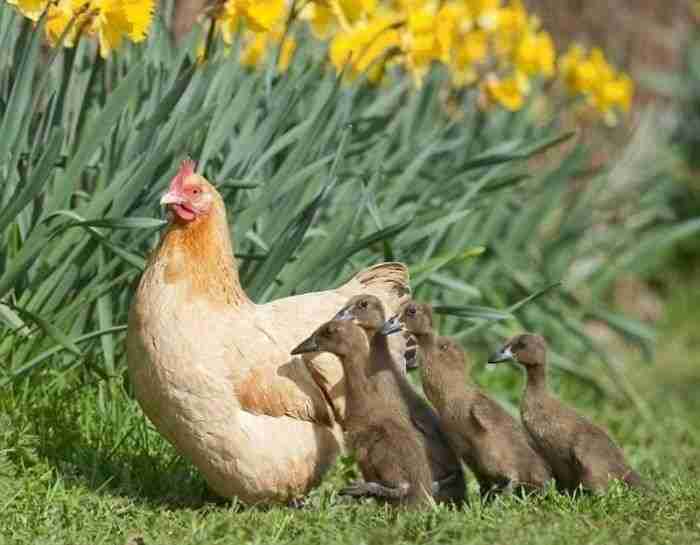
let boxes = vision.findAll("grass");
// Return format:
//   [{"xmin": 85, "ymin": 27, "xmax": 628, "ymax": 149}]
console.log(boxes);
[{"xmin": 2, "ymin": 279, "xmax": 699, "ymax": 545}]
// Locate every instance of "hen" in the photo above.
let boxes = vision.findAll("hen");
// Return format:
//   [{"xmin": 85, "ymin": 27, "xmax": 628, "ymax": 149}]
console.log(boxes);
[{"xmin": 126, "ymin": 160, "xmax": 410, "ymax": 504}]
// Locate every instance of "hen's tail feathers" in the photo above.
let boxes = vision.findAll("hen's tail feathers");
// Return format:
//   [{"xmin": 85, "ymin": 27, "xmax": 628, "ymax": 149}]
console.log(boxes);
[{"xmin": 348, "ymin": 262, "xmax": 411, "ymax": 303}]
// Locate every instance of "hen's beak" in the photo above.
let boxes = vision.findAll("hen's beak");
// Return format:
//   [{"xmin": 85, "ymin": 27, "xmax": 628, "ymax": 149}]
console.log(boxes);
[
  {"xmin": 160, "ymin": 191, "xmax": 185, "ymax": 206},
  {"xmin": 380, "ymin": 315, "xmax": 402, "ymax": 336},
  {"xmin": 333, "ymin": 307, "xmax": 353, "ymax": 321},
  {"xmin": 291, "ymin": 334, "xmax": 320, "ymax": 355},
  {"xmin": 487, "ymin": 345, "xmax": 514, "ymax": 364}
]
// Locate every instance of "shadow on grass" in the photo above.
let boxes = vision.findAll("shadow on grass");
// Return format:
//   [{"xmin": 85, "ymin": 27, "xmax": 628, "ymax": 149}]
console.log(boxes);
[{"xmin": 1, "ymin": 380, "xmax": 235, "ymax": 510}]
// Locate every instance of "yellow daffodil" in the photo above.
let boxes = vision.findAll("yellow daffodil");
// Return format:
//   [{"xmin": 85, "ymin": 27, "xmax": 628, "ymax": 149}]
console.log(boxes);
[
  {"xmin": 568, "ymin": 59, "xmax": 597, "ymax": 95},
  {"xmin": 391, "ymin": 0, "xmax": 434, "ymax": 11},
  {"xmin": 92, "ymin": 0, "xmax": 131, "ymax": 56},
  {"xmin": 559, "ymin": 45, "xmax": 608, "ymax": 96},
  {"xmin": 329, "ymin": 14, "xmax": 401, "ymax": 82},
  {"xmin": 331, "ymin": 0, "xmax": 378, "ymax": 30},
  {"xmin": 42, "ymin": 0, "xmax": 154, "ymax": 56},
  {"xmin": 12, "ymin": 0, "xmax": 634, "ymax": 124},
  {"xmin": 496, "ymin": 0, "xmax": 527, "ymax": 35},
  {"xmin": 89, "ymin": 0, "xmax": 155, "ymax": 57},
  {"xmin": 450, "ymin": 28, "xmax": 488, "ymax": 86},
  {"xmin": 589, "ymin": 47, "xmax": 615, "ymax": 82},
  {"xmin": 436, "ymin": 1, "xmax": 486, "ymax": 86},
  {"xmin": 602, "ymin": 74, "xmax": 633, "ymax": 113},
  {"xmin": 218, "ymin": 0, "xmax": 287, "ymax": 42},
  {"xmin": 491, "ymin": 0, "xmax": 532, "ymax": 60},
  {"xmin": 467, "ymin": 0, "xmax": 501, "ymax": 31},
  {"xmin": 482, "ymin": 70, "xmax": 529, "ymax": 111},
  {"xmin": 245, "ymin": 0, "xmax": 286, "ymax": 32},
  {"xmin": 45, "ymin": 0, "xmax": 91, "ymax": 47},
  {"xmin": 435, "ymin": 1, "xmax": 473, "ymax": 62},
  {"xmin": 277, "ymin": 35, "xmax": 297, "ymax": 71},
  {"xmin": 403, "ymin": 8, "xmax": 442, "ymax": 85},
  {"xmin": 514, "ymin": 29, "xmax": 554, "ymax": 78},
  {"xmin": 121, "ymin": 0, "xmax": 154, "ymax": 42},
  {"xmin": 217, "ymin": 0, "xmax": 243, "ymax": 44},
  {"xmin": 558, "ymin": 43, "xmax": 634, "ymax": 120},
  {"xmin": 459, "ymin": 29, "xmax": 488, "ymax": 65},
  {"xmin": 590, "ymin": 72, "xmax": 633, "ymax": 123},
  {"xmin": 239, "ymin": 29, "xmax": 296, "ymax": 72},
  {"xmin": 7, "ymin": 0, "xmax": 51, "ymax": 21},
  {"xmin": 558, "ymin": 43, "xmax": 585, "ymax": 90},
  {"xmin": 301, "ymin": 2, "xmax": 338, "ymax": 40}
]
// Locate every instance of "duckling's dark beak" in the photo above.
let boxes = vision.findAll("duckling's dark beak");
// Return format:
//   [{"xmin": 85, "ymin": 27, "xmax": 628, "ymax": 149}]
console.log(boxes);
[
  {"xmin": 405, "ymin": 350, "xmax": 419, "ymax": 370},
  {"xmin": 380, "ymin": 315, "xmax": 402, "ymax": 336},
  {"xmin": 333, "ymin": 307, "xmax": 353, "ymax": 321},
  {"xmin": 404, "ymin": 333, "xmax": 418, "ymax": 370},
  {"xmin": 487, "ymin": 345, "xmax": 514, "ymax": 364},
  {"xmin": 291, "ymin": 334, "xmax": 319, "ymax": 355}
]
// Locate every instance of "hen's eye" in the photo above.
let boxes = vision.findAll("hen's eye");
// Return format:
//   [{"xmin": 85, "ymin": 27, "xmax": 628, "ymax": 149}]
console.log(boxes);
[
  {"xmin": 439, "ymin": 344, "xmax": 448, "ymax": 351},
  {"xmin": 359, "ymin": 300, "xmax": 368, "ymax": 309},
  {"xmin": 407, "ymin": 306, "xmax": 416, "ymax": 316}
]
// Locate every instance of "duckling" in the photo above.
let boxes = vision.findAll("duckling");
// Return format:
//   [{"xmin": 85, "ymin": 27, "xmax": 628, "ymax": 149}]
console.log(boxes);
[
  {"xmin": 291, "ymin": 320, "xmax": 434, "ymax": 508},
  {"xmin": 398, "ymin": 302, "xmax": 553, "ymax": 497},
  {"xmin": 334, "ymin": 295, "xmax": 466, "ymax": 504},
  {"xmin": 488, "ymin": 333, "xmax": 645, "ymax": 493}
]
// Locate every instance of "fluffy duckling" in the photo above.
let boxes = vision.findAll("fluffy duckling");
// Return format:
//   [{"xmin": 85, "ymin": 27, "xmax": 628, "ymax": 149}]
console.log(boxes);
[
  {"xmin": 292, "ymin": 320, "xmax": 434, "ymax": 508},
  {"xmin": 489, "ymin": 333, "xmax": 645, "ymax": 493},
  {"xmin": 335, "ymin": 295, "xmax": 466, "ymax": 504},
  {"xmin": 399, "ymin": 302, "xmax": 553, "ymax": 496}
]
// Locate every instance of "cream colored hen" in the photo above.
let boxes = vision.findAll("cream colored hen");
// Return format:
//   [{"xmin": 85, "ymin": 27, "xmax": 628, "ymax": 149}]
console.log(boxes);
[{"xmin": 126, "ymin": 160, "xmax": 410, "ymax": 504}]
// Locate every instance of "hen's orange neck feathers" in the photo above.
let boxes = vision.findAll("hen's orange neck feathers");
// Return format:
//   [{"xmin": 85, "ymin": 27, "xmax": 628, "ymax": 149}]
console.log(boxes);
[{"xmin": 155, "ymin": 179, "xmax": 250, "ymax": 308}]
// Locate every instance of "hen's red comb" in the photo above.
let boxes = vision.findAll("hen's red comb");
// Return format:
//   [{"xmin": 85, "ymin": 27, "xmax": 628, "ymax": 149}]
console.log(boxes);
[{"xmin": 171, "ymin": 158, "xmax": 196, "ymax": 191}]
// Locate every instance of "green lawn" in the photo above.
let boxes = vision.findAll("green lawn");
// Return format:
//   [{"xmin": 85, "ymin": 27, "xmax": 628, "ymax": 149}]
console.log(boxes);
[{"xmin": 2, "ymin": 284, "xmax": 699, "ymax": 545}]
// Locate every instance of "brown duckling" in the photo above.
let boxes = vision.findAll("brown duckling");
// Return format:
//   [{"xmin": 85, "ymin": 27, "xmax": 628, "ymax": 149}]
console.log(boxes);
[
  {"xmin": 334, "ymin": 295, "xmax": 466, "ymax": 504},
  {"xmin": 489, "ymin": 333, "xmax": 644, "ymax": 493},
  {"xmin": 398, "ymin": 302, "xmax": 553, "ymax": 497},
  {"xmin": 291, "ymin": 320, "xmax": 434, "ymax": 508}
]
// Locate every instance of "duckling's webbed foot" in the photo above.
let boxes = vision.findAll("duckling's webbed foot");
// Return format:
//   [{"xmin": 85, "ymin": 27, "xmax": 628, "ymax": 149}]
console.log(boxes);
[
  {"xmin": 286, "ymin": 497, "xmax": 309, "ymax": 509},
  {"xmin": 480, "ymin": 479, "xmax": 515, "ymax": 501},
  {"xmin": 432, "ymin": 471, "xmax": 459, "ymax": 495},
  {"xmin": 340, "ymin": 480, "xmax": 410, "ymax": 499}
]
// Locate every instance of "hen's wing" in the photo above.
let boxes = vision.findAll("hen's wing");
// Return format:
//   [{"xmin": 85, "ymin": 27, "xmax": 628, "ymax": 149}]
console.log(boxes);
[
  {"xmin": 247, "ymin": 262, "xmax": 410, "ymax": 424},
  {"xmin": 233, "ymin": 358, "xmax": 336, "ymax": 425}
]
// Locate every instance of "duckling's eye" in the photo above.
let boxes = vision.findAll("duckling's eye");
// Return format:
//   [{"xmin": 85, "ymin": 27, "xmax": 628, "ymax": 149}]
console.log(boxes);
[
  {"xmin": 407, "ymin": 306, "xmax": 417, "ymax": 317},
  {"xmin": 359, "ymin": 300, "xmax": 368, "ymax": 309}
]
